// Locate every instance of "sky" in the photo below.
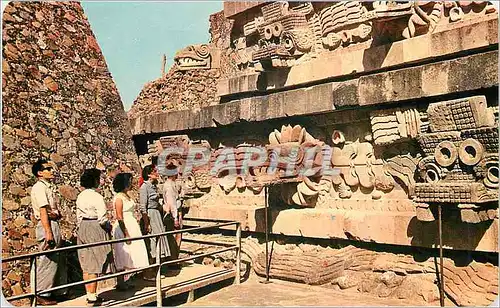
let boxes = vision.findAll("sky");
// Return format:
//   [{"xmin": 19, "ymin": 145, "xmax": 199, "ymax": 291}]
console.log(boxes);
[
  {"xmin": 1, "ymin": 1, "xmax": 223, "ymax": 110},
  {"xmin": 81, "ymin": 1, "xmax": 223, "ymax": 110}
]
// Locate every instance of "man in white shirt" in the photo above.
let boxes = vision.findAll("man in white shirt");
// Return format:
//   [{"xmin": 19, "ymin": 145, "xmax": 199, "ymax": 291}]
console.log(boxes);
[{"xmin": 30, "ymin": 159, "xmax": 67, "ymax": 305}]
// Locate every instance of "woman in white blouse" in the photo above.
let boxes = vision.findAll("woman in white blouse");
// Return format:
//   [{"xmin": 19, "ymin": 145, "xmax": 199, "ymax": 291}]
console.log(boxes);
[{"xmin": 76, "ymin": 168, "xmax": 112, "ymax": 305}]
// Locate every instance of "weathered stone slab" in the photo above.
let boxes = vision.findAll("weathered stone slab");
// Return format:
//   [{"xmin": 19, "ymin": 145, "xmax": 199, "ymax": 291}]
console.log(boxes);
[
  {"xmin": 217, "ymin": 16, "xmax": 498, "ymax": 97},
  {"xmin": 185, "ymin": 204, "xmax": 499, "ymax": 253},
  {"xmin": 223, "ymin": 1, "xmax": 264, "ymax": 18},
  {"xmin": 219, "ymin": 74, "xmax": 260, "ymax": 96},
  {"xmin": 358, "ymin": 50, "xmax": 498, "ymax": 106},
  {"xmin": 131, "ymin": 51, "xmax": 498, "ymax": 135}
]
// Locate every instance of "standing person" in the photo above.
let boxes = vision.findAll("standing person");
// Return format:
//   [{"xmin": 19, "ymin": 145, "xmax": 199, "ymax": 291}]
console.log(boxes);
[
  {"xmin": 139, "ymin": 165, "xmax": 171, "ymax": 262},
  {"xmin": 30, "ymin": 159, "xmax": 67, "ymax": 305},
  {"xmin": 76, "ymin": 168, "xmax": 112, "ymax": 305},
  {"xmin": 162, "ymin": 173, "xmax": 183, "ymax": 261},
  {"xmin": 111, "ymin": 173, "xmax": 149, "ymax": 288}
]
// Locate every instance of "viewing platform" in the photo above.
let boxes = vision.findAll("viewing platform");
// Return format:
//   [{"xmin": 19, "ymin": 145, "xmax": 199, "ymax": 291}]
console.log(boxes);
[{"xmin": 58, "ymin": 262, "xmax": 236, "ymax": 307}]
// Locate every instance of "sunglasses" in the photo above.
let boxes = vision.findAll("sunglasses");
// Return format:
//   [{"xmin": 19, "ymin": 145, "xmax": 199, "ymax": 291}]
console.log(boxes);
[{"xmin": 42, "ymin": 167, "xmax": 54, "ymax": 171}]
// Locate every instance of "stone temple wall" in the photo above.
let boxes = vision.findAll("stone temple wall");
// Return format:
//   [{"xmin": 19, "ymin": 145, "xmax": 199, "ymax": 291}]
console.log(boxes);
[
  {"xmin": 128, "ymin": 2, "xmax": 498, "ymax": 306},
  {"xmin": 2, "ymin": 1, "xmax": 140, "ymax": 300}
]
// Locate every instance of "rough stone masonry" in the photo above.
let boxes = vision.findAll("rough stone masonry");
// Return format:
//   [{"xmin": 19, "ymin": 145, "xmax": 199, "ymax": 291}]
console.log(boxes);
[
  {"xmin": 127, "ymin": 11, "xmax": 235, "ymax": 119},
  {"xmin": 2, "ymin": 1, "xmax": 140, "ymax": 300}
]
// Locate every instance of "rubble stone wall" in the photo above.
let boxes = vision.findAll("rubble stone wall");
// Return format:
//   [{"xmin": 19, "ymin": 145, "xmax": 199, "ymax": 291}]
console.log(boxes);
[
  {"xmin": 2, "ymin": 1, "xmax": 140, "ymax": 301},
  {"xmin": 127, "ymin": 11, "xmax": 234, "ymax": 120},
  {"xmin": 127, "ymin": 69, "xmax": 221, "ymax": 119}
]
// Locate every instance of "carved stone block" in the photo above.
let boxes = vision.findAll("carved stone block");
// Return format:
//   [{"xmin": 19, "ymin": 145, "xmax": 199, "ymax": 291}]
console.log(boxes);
[
  {"xmin": 370, "ymin": 108, "xmax": 422, "ymax": 146},
  {"xmin": 459, "ymin": 204, "xmax": 482, "ymax": 224},
  {"xmin": 427, "ymin": 101, "xmax": 456, "ymax": 132},
  {"xmin": 427, "ymin": 96, "xmax": 494, "ymax": 132},
  {"xmin": 461, "ymin": 127, "xmax": 499, "ymax": 153},
  {"xmin": 417, "ymin": 132, "xmax": 461, "ymax": 156},
  {"xmin": 415, "ymin": 183, "xmax": 496, "ymax": 204},
  {"xmin": 415, "ymin": 204, "xmax": 435, "ymax": 222},
  {"xmin": 174, "ymin": 44, "xmax": 212, "ymax": 71},
  {"xmin": 415, "ymin": 183, "xmax": 473, "ymax": 203}
]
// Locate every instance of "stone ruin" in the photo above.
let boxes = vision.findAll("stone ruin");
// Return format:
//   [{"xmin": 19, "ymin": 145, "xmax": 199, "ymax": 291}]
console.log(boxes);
[
  {"xmin": 1, "ymin": 1, "xmax": 499, "ymax": 306},
  {"xmin": 129, "ymin": 1, "xmax": 499, "ymax": 306},
  {"xmin": 2, "ymin": 1, "xmax": 140, "ymax": 302}
]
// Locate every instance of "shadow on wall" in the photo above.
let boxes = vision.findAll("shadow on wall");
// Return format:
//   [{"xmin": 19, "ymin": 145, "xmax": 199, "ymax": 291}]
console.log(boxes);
[
  {"xmin": 253, "ymin": 185, "xmax": 283, "ymax": 234},
  {"xmin": 362, "ymin": 39, "xmax": 396, "ymax": 72},
  {"xmin": 257, "ymin": 67, "xmax": 292, "ymax": 92},
  {"xmin": 407, "ymin": 207, "xmax": 495, "ymax": 253}
]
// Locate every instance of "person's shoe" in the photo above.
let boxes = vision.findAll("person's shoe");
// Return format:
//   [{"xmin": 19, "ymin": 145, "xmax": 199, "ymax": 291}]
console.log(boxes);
[
  {"xmin": 51, "ymin": 293, "xmax": 70, "ymax": 301},
  {"xmin": 35, "ymin": 296, "xmax": 57, "ymax": 306},
  {"xmin": 169, "ymin": 264, "xmax": 183, "ymax": 270},
  {"xmin": 115, "ymin": 282, "xmax": 133, "ymax": 292},
  {"xmin": 142, "ymin": 275, "xmax": 155, "ymax": 281},
  {"xmin": 86, "ymin": 296, "xmax": 104, "ymax": 306}
]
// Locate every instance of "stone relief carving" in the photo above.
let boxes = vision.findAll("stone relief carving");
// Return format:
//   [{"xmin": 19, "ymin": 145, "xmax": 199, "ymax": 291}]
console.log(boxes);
[
  {"xmin": 446, "ymin": 1, "xmax": 497, "ymax": 22},
  {"xmin": 266, "ymin": 125, "xmax": 324, "ymax": 207},
  {"xmin": 330, "ymin": 139, "xmax": 394, "ymax": 195},
  {"xmin": 148, "ymin": 96, "xmax": 497, "ymax": 223},
  {"xmin": 383, "ymin": 153, "xmax": 421, "ymax": 196},
  {"xmin": 319, "ymin": 1, "xmax": 373, "ymax": 50},
  {"xmin": 227, "ymin": 1, "xmax": 497, "ymax": 72},
  {"xmin": 249, "ymin": 2, "xmax": 316, "ymax": 70},
  {"xmin": 370, "ymin": 108, "xmax": 423, "ymax": 146},
  {"xmin": 232, "ymin": 37, "xmax": 253, "ymax": 70},
  {"xmin": 174, "ymin": 44, "xmax": 211, "ymax": 71},
  {"xmin": 366, "ymin": 96, "xmax": 498, "ymax": 223},
  {"xmin": 412, "ymin": 96, "xmax": 498, "ymax": 223}
]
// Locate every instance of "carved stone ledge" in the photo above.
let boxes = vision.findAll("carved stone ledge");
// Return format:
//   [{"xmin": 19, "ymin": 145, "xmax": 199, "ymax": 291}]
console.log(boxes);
[
  {"xmin": 185, "ymin": 204, "xmax": 499, "ymax": 252},
  {"xmin": 218, "ymin": 16, "xmax": 498, "ymax": 97},
  {"xmin": 131, "ymin": 51, "xmax": 498, "ymax": 136}
]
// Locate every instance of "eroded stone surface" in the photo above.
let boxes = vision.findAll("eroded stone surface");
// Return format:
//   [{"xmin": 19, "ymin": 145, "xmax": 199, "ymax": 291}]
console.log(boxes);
[
  {"xmin": 181, "ymin": 233, "xmax": 498, "ymax": 306},
  {"xmin": 216, "ymin": 1, "xmax": 498, "ymax": 95}
]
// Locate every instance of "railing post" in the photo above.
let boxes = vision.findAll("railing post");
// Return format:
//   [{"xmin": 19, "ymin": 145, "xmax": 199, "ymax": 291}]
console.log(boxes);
[
  {"xmin": 30, "ymin": 257, "xmax": 37, "ymax": 306},
  {"xmin": 156, "ymin": 235, "xmax": 162, "ymax": 307},
  {"xmin": 438, "ymin": 204, "xmax": 445, "ymax": 307},
  {"xmin": 235, "ymin": 222, "xmax": 241, "ymax": 285}
]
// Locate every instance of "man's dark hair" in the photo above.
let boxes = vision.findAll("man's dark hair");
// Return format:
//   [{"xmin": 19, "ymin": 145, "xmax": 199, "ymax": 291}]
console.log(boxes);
[
  {"xmin": 80, "ymin": 168, "xmax": 101, "ymax": 189},
  {"xmin": 113, "ymin": 173, "xmax": 133, "ymax": 193},
  {"xmin": 142, "ymin": 165, "xmax": 156, "ymax": 181},
  {"xmin": 32, "ymin": 159, "xmax": 48, "ymax": 177}
]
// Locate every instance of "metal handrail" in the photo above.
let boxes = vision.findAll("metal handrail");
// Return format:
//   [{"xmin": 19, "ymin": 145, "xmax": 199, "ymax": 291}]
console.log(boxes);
[
  {"xmin": 182, "ymin": 238, "xmax": 236, "ymax": 247},
  {"xmin": 4, "ymin": 219, "xmax": 242, "ymax": 307},
  {"xmin": 183, "ymin": 217, "xmax": 236, "ymax": 223},
  {"xmin": 3, "ymin": 221, "xmax": 238, "ymax": 262},
  {"xmin": 5, "ymin": 245, "xmax": 237, "ymax": 302}
]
